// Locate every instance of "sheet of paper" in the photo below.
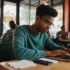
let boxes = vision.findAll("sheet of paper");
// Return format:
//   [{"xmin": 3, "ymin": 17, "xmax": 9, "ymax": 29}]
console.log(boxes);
[
  {"xmin": 39, "ymin": 58, "xmax": 58, "ymax": 63},
  {"xmin": 8, "ymin": 60, "xmax": 36, "ymax": 69}
]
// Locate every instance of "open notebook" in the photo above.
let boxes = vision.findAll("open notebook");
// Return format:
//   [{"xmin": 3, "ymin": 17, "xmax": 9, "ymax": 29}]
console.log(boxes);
[{"xmin": 47, "ymin": 55, "xmax": 70, "ymax": 62}]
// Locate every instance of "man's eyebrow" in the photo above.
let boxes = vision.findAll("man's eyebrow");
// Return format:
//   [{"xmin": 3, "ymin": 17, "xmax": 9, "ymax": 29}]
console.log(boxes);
[{"xmin": 45, "ymin": 20, "xmax": 52, "ymax": 25}]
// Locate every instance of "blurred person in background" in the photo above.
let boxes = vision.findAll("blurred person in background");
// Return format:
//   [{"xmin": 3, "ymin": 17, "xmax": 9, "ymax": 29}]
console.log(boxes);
[
  {"xmin": 1, "ymin": 20, "xmax": 17, "ymax": 43},
  {"xmin": 56, "ymin": 26, "xmax": 65, "ymax": 39}
]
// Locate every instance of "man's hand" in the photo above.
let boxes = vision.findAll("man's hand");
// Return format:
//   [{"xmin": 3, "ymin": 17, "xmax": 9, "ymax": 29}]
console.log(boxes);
[
  {"xmin": 46, "ymin": 50, "xmax": 70, "ymax": 57},
  {"xmin": 64, "ymin": 48, "xmax": 70, "ymax": 54}
]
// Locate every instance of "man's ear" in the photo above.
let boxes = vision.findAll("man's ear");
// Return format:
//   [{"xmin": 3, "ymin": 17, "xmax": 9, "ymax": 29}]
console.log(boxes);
[{"xmin": 36, "ymin": 16, "xmax": 40, "ymax": 22}]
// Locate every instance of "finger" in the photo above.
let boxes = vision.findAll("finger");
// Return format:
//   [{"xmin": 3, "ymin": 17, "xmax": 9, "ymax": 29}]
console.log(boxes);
[{"xmin": 66, "ymin": 53, "xmax": 70, "ymax": 56}]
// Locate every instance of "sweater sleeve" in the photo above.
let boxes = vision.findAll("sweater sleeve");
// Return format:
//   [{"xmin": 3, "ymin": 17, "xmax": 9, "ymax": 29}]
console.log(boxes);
[
  {"xmin": 13, "ymin": 27, "xmax": 46, "ymax": 59},
  {"xmin": 45, "ymin": 35, "xmax": 65, "ymax": 51}
]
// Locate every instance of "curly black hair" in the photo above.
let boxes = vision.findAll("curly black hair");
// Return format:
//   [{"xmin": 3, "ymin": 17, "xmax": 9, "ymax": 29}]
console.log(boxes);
[{"xmin": 36, "ymin": 4, "xmax": 58, "ymax": 17}]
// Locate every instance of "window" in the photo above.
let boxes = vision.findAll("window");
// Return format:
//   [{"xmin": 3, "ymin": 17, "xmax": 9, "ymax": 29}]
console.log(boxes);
[
  {"xmin": 3, "ymin": 1, "xmax": 16, "ymax": 35},
  {"xmin": 19, "ymin": 0, "xmax": 38, "ymax": 25},
  {"xmin": 19, "ymin": 4, "xmax": 30, "ymax": 25}
]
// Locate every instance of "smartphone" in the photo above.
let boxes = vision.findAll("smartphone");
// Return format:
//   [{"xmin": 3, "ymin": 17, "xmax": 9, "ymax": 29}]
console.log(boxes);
[{"xmin": 32, "ymin": 59, "xmax": 53, "ymax": 65}]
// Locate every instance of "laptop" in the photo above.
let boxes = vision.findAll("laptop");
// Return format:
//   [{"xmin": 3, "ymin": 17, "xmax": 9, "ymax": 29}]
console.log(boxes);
[{"xmin": 47, "ymin": 55, "xmax": 70, "ymax": 62}]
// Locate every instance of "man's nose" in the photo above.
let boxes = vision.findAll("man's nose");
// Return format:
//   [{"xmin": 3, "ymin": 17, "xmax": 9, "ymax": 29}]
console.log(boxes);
[{"xmin": 46, "ymin": 25, "xmax": 50, "ymax": 29}]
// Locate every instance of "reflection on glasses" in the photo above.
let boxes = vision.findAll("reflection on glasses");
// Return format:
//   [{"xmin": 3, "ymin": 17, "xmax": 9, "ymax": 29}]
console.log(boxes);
[{"xmin": 42, "ymin": 19, "xmax": 54, "ymax": 28}]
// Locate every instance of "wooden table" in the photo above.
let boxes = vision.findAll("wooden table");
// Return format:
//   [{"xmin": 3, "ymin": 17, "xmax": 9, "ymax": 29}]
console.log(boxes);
[{"xmin": 0, "ymin": 60, "xmax": 70, "ymax": 70}]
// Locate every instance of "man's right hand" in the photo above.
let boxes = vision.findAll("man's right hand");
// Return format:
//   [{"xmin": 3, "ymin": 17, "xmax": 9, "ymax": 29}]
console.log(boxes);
[{"xmin": 46, "ymin": 50, "xmax": 70, "ymax": 57}]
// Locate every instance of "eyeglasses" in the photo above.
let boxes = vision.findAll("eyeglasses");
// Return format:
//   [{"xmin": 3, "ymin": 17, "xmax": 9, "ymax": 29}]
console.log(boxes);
[{"xmin": 41, "ymin": 19, "xmax": 54, "ymax": 28}]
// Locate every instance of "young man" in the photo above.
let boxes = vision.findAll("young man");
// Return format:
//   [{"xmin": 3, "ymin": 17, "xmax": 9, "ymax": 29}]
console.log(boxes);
[{"xmin": 13, "ymin": 4, "xmax": 70, "ymax": 59}]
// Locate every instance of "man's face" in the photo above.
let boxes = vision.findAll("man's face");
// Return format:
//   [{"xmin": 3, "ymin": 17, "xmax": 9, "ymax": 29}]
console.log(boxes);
[
  {"xmin": 62, "ymin": 28, "xmax": 65, "ymax": 32},
  {"xmin": 36, "ymin": 15, "xmax": 54, "ymax": 33}
]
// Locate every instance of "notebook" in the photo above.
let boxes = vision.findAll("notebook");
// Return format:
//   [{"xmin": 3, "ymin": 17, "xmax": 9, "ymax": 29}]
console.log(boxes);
[{"xmin": 47, "ymin": 55, "xmax": 70, "ymax": 62}]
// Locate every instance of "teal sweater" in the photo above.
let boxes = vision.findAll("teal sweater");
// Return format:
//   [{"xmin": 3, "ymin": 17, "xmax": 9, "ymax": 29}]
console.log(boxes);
[{"xmin": 13, "ymin": 25, "xmax": 65, "ymax": 59}]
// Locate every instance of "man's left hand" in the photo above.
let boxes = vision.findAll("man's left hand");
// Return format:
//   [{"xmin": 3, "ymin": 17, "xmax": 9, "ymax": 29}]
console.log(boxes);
[{"xmin": 64, "ymin": 48, "xmax": 70, "ymax": 55}]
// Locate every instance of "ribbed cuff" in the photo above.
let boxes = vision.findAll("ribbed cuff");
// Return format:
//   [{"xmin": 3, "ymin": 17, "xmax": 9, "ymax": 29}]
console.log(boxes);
[{"xmin": 39, "ymin": 50, "xmax": 46, "ymax": 58}]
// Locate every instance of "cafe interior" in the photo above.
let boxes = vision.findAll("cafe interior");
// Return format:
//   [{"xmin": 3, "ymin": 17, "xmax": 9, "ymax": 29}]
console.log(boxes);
[{"xmin": 0, "ymin": 0, "xmax": 70, "ymax": 70}]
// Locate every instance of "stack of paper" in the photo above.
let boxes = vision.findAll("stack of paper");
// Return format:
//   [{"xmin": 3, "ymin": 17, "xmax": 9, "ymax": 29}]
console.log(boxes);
[{"xmin": 8, "ymin": 60, "xmax": 36, "ymax": 69}]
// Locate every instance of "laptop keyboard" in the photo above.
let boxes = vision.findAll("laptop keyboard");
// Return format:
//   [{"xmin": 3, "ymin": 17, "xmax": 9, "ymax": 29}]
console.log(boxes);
[
  {"xmin": 47, "ymin": 55, "xmax": 70, "ymax": 61},
  {"xmin": 57, "ymin": 55, "xmax": 70, "ymax": 60}
]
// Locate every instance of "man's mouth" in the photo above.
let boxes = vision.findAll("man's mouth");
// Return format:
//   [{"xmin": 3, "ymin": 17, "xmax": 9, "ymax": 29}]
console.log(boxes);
[{"xmin": 46, "ymin": 29, "xmax": 49, "ymax": 32}]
